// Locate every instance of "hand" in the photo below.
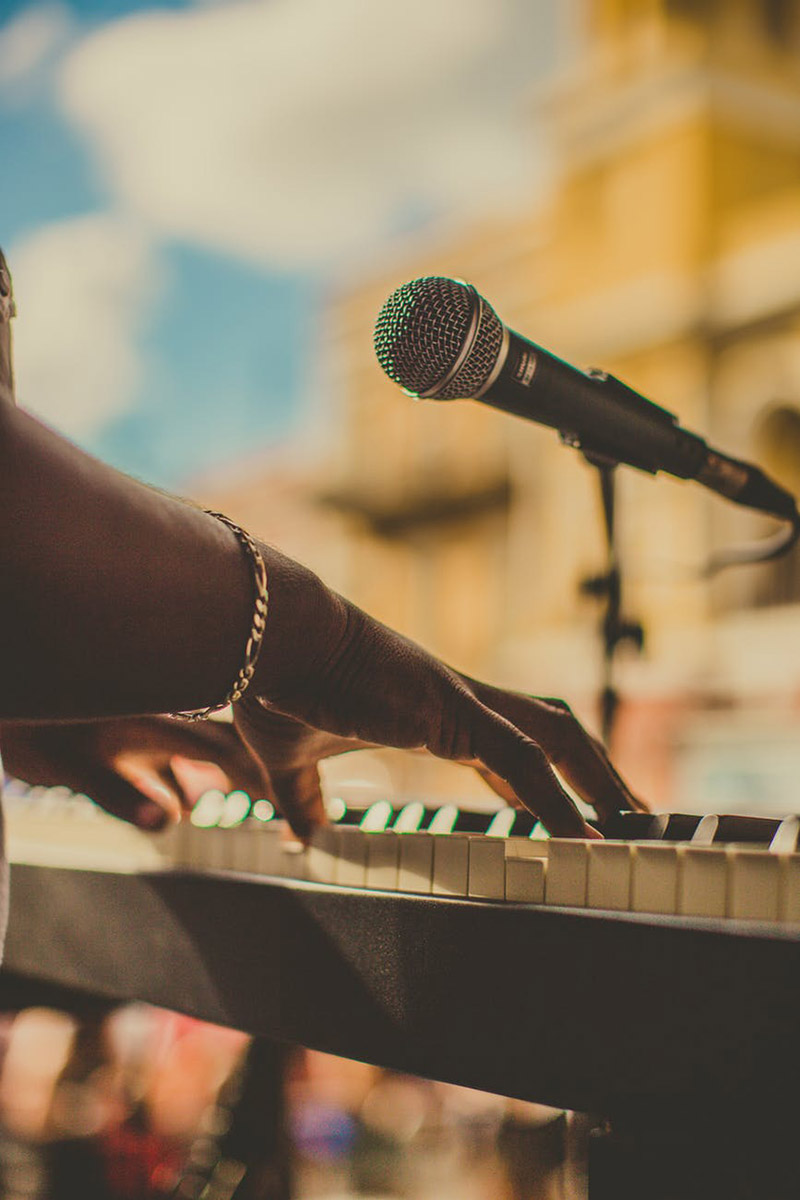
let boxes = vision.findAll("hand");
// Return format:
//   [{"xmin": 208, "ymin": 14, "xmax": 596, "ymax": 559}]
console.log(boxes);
[
  {"xmin": 235, "ymin": 547, "xmax": 646, "ymax": 840},
  {"xmin": 0, "ymin": 717, "xmax": 268, "ymax": 829}
]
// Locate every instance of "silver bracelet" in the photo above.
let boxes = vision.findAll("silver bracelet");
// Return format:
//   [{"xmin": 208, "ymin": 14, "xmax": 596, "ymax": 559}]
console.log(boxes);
[{"xmin": 173, "ymin": 511, "xmax": 268, "ymax": 721}]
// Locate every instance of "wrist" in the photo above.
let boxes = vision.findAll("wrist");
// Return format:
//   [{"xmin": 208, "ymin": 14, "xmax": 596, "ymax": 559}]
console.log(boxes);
[{"xmin": 248, "ymin": 543, "xmax": 348, "ymax": 707}]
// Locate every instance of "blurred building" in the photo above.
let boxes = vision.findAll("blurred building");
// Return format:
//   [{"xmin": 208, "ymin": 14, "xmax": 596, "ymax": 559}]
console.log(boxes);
[{"xmin": 207, "ymin": 0, "xmax": 800, "ymax": 814}]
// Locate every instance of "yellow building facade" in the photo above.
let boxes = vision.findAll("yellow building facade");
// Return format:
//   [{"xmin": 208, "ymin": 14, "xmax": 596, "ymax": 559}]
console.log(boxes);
[{"xmin": 209, "ymin": 0, "xmax": 800, "ymax": 812}]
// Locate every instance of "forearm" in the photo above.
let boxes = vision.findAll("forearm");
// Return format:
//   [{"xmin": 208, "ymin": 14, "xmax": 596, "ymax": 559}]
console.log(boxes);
[{"xmin": 0, "ymin": 401, "xmax": 255, "ymax": 719}]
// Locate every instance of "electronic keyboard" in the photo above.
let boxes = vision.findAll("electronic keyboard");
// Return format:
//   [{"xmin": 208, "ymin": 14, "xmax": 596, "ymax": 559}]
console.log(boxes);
[{"xmin": 2, "ymin": 785, "xmax": 800, "ymax": 1127}]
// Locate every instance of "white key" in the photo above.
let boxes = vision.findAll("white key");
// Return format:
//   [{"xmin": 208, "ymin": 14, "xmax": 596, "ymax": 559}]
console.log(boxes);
[
  {"xmin": 359, "ymin": 800, "xmax": 394, "ymax": 832},
  {"xmin": 212, "ymin": 825, "xmax": 254, "ymax": 873},
  {"xmin": 219, "ymin": 825, "xmax": 252, "ymax": 874},
  {"xmin": 428, "ymin": 805, "xmax": 459, "ymax": 834},
  {"xmin": 631, "ymin": 844, "xmax": 682, "ymax": 915},
  {"xmin": 505, "ymin": 855, "xmax": 546, "ymax": 903},
  {"xmin": 334, "ymin": 828, "xmax": 368, "ymax": 888},
  {"xmin": 770, "ymin": 817, "xmax": 800, "ymax": 855},
  {"xmin": 503, "ymin": 836, "xmax": 550, "ymax": 860},
  {"xmin": 484, "ymin": 809, "xmax": 517, "ymax": 837},
  {"xmin": 279, "ymin": 839, "xmax": 308, "ymax": 881},
  {"xmin": 544, "ymin": 839, "xmax": 589, "ymax": 906},
  {"xmin": 780, "ymin": 854, "xmax": 800, "ymax": 923},
  {"xmin": 397, "ymin": 833, "xmax": 434, "ymax": 894},
  {"xmin": 467, "ymin": 838, "xmax": 506, "ymax": 900},
  {"xmin": 432, "ymin": 835, "xmax": 470, "ymax": 896},
  {"xmin": 393, "ymin": 802, "xmax": 426, "ymax": 833},
  {"xmin": 218, "ymin": 791, "xmax": 252, "ymax": 829},
  {"xmin": 728, "ymin": 848, "xmax": 782, "ymax": 921},
  {"xmin": 182, "ymin": 822, "xmax": 212, "ymax": 870},
  {"xmin": 252, "ymin": 824, "xmax": 288, "ymax": 876},
  {"xmin": 690, "ymin": 814, "xmax": 719, "ymax": 846},
  {"xmin": 679, "ymin": 847, "xmax": 729, "ymax": 918},
  {"xmin": 365, "ymin": 831, "xmax": 400, "ymax": 890},
  {"xmin": 307, "ymin": 825, "xmax": 341, "ymax": 884},
  {"xmin": 587, "ymin": 842, "xmax": 633, "ymax": 911},
  {"xmin": 152, "ymin": 821, "xmax": 190, "ymax": 867}
]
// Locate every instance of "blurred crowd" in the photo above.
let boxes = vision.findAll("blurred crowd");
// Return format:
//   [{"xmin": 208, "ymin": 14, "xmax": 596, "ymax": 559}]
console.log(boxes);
[{"xmin": 0, "ymin": 1004, "xmax": 588, "ymax": 1200}]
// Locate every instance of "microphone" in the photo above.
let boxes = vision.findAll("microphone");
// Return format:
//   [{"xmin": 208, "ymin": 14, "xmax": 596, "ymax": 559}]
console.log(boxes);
[{"xmin": 373, "ymin": 276, "xmax": 798, "ymax": 523}]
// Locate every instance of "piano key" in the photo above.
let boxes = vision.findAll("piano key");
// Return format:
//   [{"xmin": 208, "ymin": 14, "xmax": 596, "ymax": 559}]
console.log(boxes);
[
  {"xmin": 602, "ymin": 812, "xmax": 669, "ymax": 841},
  {"xmin": 428, "ymin": 805, "xmax": 459, "ymax": 835},
  {"xmin": 544, "ymin": 839, "xmax": 590, "ymax": 907},
  {"xmin": 359, "ymin": 800, "xmax": 394, "ymax": 832},
  {"xmin": 191, "ymin": 789, "xmax": 228, "ymax": 829},
  {"xmin": 485, "ymin": 809, "xmax": 517, "ymax": 838},
  {"xmin": 505, "ymin": 855, "xmax": 546, "ymax": 903},
  {"xmin": 467, "ymin": 837, "xmax": 506, "ymax": 900},
  {"xmin": 715, "ymin": 814, "xmax": 782, "ymax": 844},
  {"xmin": 503, "ymin": 836, "xmax": 551, "ymax": 862},
  {"xmin": 334, "ymin": 827, "xmax": 368, "ymax": 888},
  {"xmin": 154, "ymin": 818, "xmax": 192, "ymax": 867},
  {"xmin": 251, "ymin": 799, "xmax": 276, "ymax": 823},
  {"xmin": 663, "ymin": 813, "xmax": 704, "ymax": 841},
  {"xmin": 770, "ymin": 816, "xmax": 800, "ymax": 855},
  {"xmin": 397, "ymin": 833, "xmax": 434, "ymax": 894},
  {"xmin": 365, "ymin": 831, "xmax": 400, "ymax": 890},
  {"xmin": 779, "ymin": 854, "xmax": 800, "ymax": 924},
  {"xmin": 508, "ymin": 811, "xmax": 539, "ymax": 837},
  {"xmin": 251, "ymin": 823, "xmax": 288, "ymax": 876},
  {"xmin": 691, "ymin": 813, "xmax": 782, "ymax": 846},
  {"xmin": 432, "ymin": 834, "xmax": 470, "ymax": 896},
  {"xmin": 690, "ymin": 814, "xmax": 719, "ymax": 846},
  {"xmin": 728, "ymin": 849, "xmax": 782, "ymax": 922},
  {"xmin": 279, "ymin": 839, "xmax": 308, "ymax": 881},
  {"xmin": 586, "ymin": 842, "xmax": 633, "ymax": 911},
  {"xmin": 217, "ymin": 790, "xmax": 252, "ymax": 828},
  {"xmin": 631, "ymin": 843, "xmax": 682, "ymax": 915},
  {"xmin": 148, "ymin": 821, "xmax": 185, "ymax": 866},
  {"xmin": 393, "ymin": 801, "xmax": 426, "ymax": 832},
  {"xmin": 307, "ymin": 825, "xmax": 341, "ymax": 884},
  {"xmin": 452, "ymin": 809, "xmax": 496, "ymax": 833},
  {"xmin": 182, "ymin": 790, "xmax": 228, "ymax": 870},
  {"xmin": 220, "ymin": 823, "xmax": 246, "ymax": 874},
  {"xmin": 678, "ymin": 847, "xmax": 729, "ymax": 918}
]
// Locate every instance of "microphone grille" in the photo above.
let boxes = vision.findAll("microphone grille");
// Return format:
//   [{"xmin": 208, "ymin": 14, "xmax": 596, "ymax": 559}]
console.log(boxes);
[{"xmin": 374, "ymin": 276, "xmax": 503, "ymax": 400}]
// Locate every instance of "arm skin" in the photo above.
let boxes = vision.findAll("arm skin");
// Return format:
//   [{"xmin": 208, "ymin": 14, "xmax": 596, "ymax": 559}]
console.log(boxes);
[
  {"xmin": 0, "ymin": 251, "xmax": 645, "ymax": 837},
  {"xmin": 0, "ymin": 398, "xmax": 255, "ymax": 720}
]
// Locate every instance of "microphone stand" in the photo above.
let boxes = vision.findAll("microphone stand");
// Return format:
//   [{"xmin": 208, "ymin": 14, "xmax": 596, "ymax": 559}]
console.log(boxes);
[{"xmin": 578, "ymin": 454, "xmax": 645, "ymax": 748}]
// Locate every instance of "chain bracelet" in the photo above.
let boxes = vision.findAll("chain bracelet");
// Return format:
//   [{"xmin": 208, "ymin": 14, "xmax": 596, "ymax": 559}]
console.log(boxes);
[{"xmin": 172, "ymin": 511, "xmax": 268, "ymax": 721}]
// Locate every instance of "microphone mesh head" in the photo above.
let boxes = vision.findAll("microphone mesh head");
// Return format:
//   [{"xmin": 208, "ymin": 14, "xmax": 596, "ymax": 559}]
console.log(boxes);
[{"xmin": 373, "ymin": 276, "xmax": 504, "ymax": 400}]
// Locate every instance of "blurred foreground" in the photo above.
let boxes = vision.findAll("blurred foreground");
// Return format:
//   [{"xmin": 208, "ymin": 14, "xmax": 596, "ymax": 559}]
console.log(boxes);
[{"xmin": 0, "ymin": 1004, "xmax": 588, "ymax": 1200}]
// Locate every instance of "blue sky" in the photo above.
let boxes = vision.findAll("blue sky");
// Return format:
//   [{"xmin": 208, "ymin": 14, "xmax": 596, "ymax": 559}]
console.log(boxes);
[
  {"xmin": 1, "ymin": 0, "xmax": 557, "ymax": 489},
  {"xmin": 1, "ymin": 0, "xmax": 320, "ymax": 488}
]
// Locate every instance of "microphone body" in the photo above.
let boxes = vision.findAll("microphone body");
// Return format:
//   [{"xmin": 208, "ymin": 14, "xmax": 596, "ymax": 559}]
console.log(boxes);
[
  {"xmin": 485, "ymin": 330, "xmax": 794, "ymax": 518},
  {"xmin": 484, "ymin": 328, "xmax": 706, "ymax": 477},
  {"xmin": 373, "ymin": 278, "xmax": 797, "ymax": 522}
]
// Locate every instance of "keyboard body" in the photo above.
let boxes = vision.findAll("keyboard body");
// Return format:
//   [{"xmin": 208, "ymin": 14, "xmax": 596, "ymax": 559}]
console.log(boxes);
[{"xmin": 2, "ymin": 797, "xmax": 800, "ymax": 1123}]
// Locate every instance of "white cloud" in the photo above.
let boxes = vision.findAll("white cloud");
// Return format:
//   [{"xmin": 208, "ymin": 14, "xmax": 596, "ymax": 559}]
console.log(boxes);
[
  {"xmin": 0, "ymin": 3, "xmax": 73, "ymax": 91},
  {"xmin": 57, "ymin": 0, "xmax": 552, "ymax": 269},
  {"xmin": 9, "ymin": 215, "xmax": 161, "ymax": 439}
]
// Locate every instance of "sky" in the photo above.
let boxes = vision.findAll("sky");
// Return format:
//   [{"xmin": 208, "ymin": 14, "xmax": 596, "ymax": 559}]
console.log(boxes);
[{"xmin": 0, "ymin": 0, "xmax": 565, "ymax": 488}]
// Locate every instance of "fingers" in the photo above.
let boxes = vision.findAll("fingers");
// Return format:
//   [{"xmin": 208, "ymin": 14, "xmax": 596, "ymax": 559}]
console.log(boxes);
[
  {"xmin": 584, "ymin": 733, "xmax": 650, "ymax": 815},
  {"xmin": 266, "ymin": 766, "xmax": 326, "ymax": 843},
  {"xmin": 132, "ymin": 718, "xmax": 270, "ymax": 800},
  {"xmin": 233, "ymin": 705, "xmax": 327, "ymax": 840},
  {"xmin": 80, "ymin": 764, "xmax": 179, "ymax": 830},
  {"xmin": 454, "ymin": 700, "xmax": 596, "ymax": 838},
  {"xmin": 463, "ymin": 681, "xmax": 644, "ymax": 823}
]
